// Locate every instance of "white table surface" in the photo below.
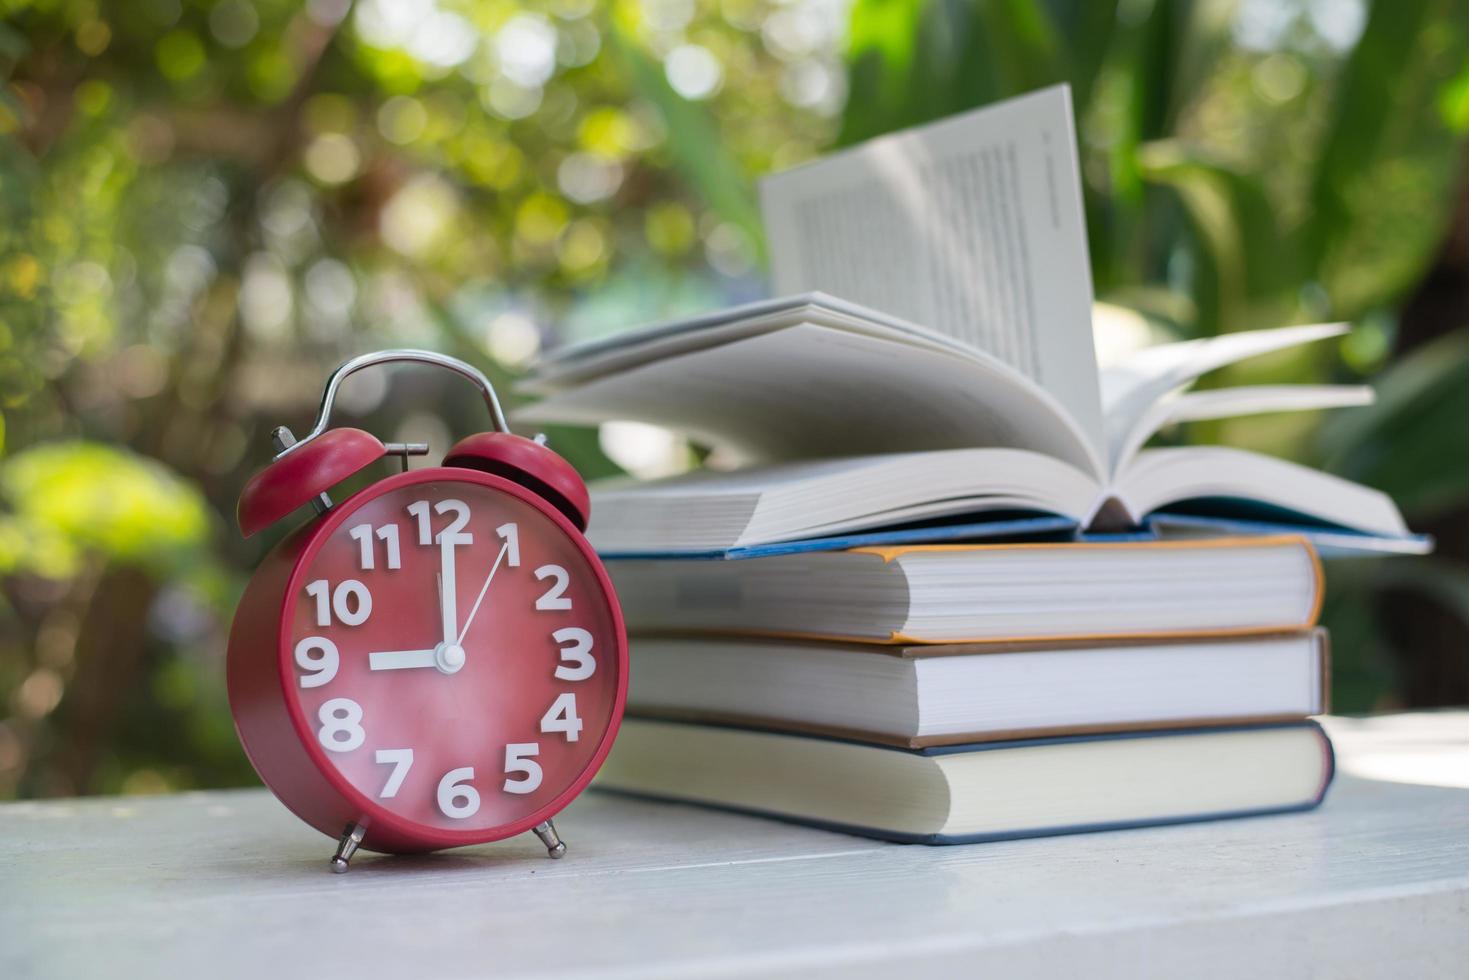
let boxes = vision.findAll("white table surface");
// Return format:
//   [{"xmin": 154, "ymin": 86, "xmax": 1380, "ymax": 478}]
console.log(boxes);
[{"xmin": 2, "ymin": 713, "xmax": 1467, "ymax": 979}]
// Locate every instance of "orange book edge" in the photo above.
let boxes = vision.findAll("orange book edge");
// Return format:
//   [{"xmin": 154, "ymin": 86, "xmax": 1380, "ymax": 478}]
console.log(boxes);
[{"xmin": 651, "ymin": 535, "xmax": 1325, "ymax": 646}]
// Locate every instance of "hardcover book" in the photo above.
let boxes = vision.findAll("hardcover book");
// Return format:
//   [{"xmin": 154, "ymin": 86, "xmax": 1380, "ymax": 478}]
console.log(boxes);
[
  {"xmin": 596, "ymin": 718, "xmax": 1335, "ymax": 845},
  {"xmin": 607, "ymin": 536, "xmax": 1324, "ymax": 644},
  {"xmin": 627, "ymin": 630, "xmax": 1329, "ymax": 747}
]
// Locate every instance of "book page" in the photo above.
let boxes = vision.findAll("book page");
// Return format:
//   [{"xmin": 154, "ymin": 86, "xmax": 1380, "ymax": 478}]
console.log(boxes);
[
  {"xmin": 1108, "ymin": 384, "xmax": 1374, "ymax": 476},
  {"xmin": 518, "ymin": 322, "xmax": 1104, "ymax": 476},
  {"xmin": 1100, "ymin": 323, "xmax": 1351, "ymax": 466},
  {"xmin": 760, "ymin": 85, "xmax": 1102, "ymax": 449},
  {"xmin": 1116, "ymin": 446, "xmax": 1409, "ymax": 538}
]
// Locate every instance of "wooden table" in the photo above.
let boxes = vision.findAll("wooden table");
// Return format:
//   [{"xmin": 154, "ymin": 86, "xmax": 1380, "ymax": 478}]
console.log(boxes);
[{"xmin": 3, "ymin": 714, "xmax": 1467, "ymax": 979}]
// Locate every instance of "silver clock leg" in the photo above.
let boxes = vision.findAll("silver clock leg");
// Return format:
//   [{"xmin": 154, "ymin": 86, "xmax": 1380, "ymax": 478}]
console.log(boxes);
[
  {"xmin": 532, "ymin": 820, "xmax": 566, "ymax": 859},
  {"xmin": 330, "ymin": 821, "xmax": 366, "ymax": 874}
]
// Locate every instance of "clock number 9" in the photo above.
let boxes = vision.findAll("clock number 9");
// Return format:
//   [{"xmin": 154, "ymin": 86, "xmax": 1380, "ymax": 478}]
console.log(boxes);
[{"xmin": 294, "ymin": 636, "xmax": 339, "ymax": 688}]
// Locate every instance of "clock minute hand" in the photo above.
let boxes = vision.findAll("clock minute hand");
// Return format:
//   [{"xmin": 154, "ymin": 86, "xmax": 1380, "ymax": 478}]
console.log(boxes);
[
  {"xmin": 439, "ymin": 538, "xmax": 459, "ymax": 651},
  {"xmin": 456, "ymin": 541, "xmax": 510, "ymax": 646}
]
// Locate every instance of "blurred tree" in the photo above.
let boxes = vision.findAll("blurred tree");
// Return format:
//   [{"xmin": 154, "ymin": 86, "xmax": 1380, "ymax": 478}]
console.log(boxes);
[
  {"xmin": 0, "ymin": 0, "xmax": 843, "ymax": 797},
  {"xmin": 3, "ymin": 0, "xmax": 1468, "ymax": 800}
]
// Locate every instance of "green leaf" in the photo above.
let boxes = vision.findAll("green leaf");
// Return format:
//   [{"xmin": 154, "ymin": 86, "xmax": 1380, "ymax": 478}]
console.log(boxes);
[
  {"xmin": 1304, "ymin": 0, "xmax": 1469, "ymax": 312},
  {"xmin": 975, "ymin": 0, "xmax": 1064, "ymax": 95},
  {"xmin": 839, "ymin": 0, "xmax": 928, "ymax": 145},
  {"xmin": 0, "ymin": 21, "xmax": 28, "ymax": 64},
  {"xmin": 1319, "ymin": 329, "xmax": 1469, "ymax": 517},
  {"xmin": 0, "ymin": 442, "xmax": 211, "ymax": 578},
  {"xmin": 1136, "ymin": 143, "xmax": 1298, "ymax": 333},
  {"xmin": 1087, "ymin": 0, "xmax": 1235, "ymax": 294},
  {"xmin": 1367, "ymin": 557, "xmax": 1469, "ymax": 642},
  {"xmin": 1043, "ymin": 0, "xmax": 1120, "ymax": 112},
  {"xmin": 838, "ymin": 0, "xmax": 1071, "ymax": 146},
  {"xmin": 608, "ymin": 30, "xmax": 765, "ymax": 260}
]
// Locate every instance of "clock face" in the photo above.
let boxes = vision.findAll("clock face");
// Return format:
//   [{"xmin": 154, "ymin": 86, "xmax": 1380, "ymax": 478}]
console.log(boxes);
[{"xmin": 282, "ymin": 473, "xmax": 623, "ymax": 840}]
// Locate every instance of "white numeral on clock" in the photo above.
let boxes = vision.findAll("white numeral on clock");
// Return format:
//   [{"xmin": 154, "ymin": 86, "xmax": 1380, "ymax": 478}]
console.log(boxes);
[
  {"xmin": 534, "ymin": 565, "xmax": 571, "ymax": 610},
  {"xmin": 408, "ymin": 499, "xmax": 473, "ymax": 545},
  {"xmin": 503, "ymin": 743, "xmax": 542, "ymax": 794},
  {"xmin": 349, "ymin": 523, "xmax": 401, "ymax": 570},
  {"xmin": 437, "ymin": 767, "xmax": 480, "ymax": 818},
  {"xmin": 406, "ymin": 500, "xmax": 431, "ymax": 545},
  {"xmin": 294, "ymin": 636, "xmax": 339, "ymax": 687},
  {"xmin": 495, "ymin": 522, "xmax": 521, "ymax": 567},
  {"xmin": 552, "ymin": 627, "xmax": 595, "ymax": 681},
  {"xmin": 318, "ymin": 698, "xmax": 365, "ymax": 752},
  {"xmin": 539, "ymin": 692, "xmax": 583, "ymax": 742},
  {"xmin": 305, "ymin": 579, "xmax": 372, "ymax": 627},
  {"xmin": 375, "ymin": 748, "xmax": 413, "ymax": 798}
]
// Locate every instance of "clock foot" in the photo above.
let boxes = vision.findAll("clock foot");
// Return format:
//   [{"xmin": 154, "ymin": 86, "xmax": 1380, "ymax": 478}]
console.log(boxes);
[
  {"xmin": 330, "ymin": 821, "xmax": 366, "ymax": 874},
  {"xmin": 532, "ymin": 820, "xmax": 566, "ymax": 859}
]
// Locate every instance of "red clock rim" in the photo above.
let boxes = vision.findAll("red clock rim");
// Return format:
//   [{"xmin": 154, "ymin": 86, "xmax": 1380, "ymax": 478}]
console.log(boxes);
[{"xmin": 274, "ymin": 466, "xmax": 629, "ymax": 850}]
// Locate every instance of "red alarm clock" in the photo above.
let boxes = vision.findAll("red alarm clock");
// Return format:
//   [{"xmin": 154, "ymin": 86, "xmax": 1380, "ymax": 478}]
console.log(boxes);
[{"xmin": 227, "ymin": 350, "xmax": 627, "ymax": 872}]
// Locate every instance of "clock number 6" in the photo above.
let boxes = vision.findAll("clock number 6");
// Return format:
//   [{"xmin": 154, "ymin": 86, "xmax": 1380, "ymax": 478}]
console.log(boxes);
[
  {"xmin": 552, "ymin": 627, "xmax": 595, "ymax": 681},
  {"xmin": 436, "ymin": 767, "xmax": 480, "ymax": 818}
]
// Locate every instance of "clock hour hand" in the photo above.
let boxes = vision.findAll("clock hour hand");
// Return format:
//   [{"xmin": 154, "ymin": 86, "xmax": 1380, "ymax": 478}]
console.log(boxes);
[
  {"xmin": 370, "ymin": 643, "xmax": 465, "ymax": 674},
  {"xmin": 368, "ymin": 649, "xmax": 438, "ymax": 671}
]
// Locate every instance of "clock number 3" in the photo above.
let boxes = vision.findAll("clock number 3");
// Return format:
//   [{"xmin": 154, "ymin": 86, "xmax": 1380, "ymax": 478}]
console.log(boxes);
[{"xmin": 552, "ymin": 627, "xmax": 596, "ymax": 681}]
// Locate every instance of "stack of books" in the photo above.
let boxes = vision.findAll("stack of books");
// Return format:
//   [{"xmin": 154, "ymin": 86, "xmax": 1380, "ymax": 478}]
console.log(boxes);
[{"xmin": 521, "ymin": 86, "xmax": 1424, "ymax": 843}]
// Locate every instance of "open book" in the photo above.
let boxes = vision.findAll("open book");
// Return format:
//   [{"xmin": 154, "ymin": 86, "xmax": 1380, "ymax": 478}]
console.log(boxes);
[{"xmin": 521, "ymin": 87, "xmax": 1421, "ymax": 556}]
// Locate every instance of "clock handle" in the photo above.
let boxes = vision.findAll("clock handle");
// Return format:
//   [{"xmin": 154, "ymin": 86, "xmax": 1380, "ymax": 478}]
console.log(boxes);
[{"xmin": 281, "ymin": 349, "xmax": 511, "ymax": 464}]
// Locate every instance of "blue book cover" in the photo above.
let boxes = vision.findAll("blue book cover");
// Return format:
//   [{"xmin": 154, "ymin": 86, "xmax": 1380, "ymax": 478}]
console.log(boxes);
[{"xmin": 595, "ymin": 510, "xmax": 1428, "ymax": 561}]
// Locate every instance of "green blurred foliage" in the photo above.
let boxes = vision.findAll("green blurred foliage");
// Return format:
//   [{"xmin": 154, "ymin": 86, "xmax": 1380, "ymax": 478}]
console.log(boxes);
[
  {"xmin": 840, "ymin": 0, "xmax": 1469, "ymax": 712},
  {"xmin": 0, "ymin": 0, "xmax": 1466, "ymax": 799},
  {"xmin": 0, "ymin": 0, "xmax": 840, "ymax": 798}
]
